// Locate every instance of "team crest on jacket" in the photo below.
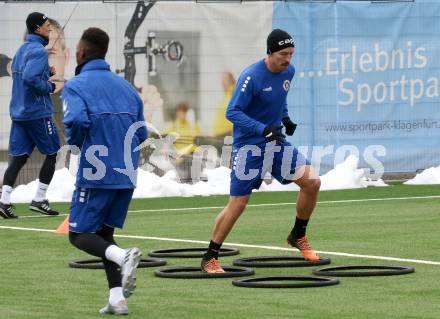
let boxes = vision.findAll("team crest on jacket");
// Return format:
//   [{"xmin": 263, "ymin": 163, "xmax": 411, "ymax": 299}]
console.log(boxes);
[{"xmin": 283, "ymin": 80, "xmax": 290, "ymax": 91}]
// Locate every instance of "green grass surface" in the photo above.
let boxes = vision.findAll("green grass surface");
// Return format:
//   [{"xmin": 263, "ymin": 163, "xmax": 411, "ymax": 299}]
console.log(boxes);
[{"xmin": 0, "ymin": 184, "xmax": 439, "ymax": 318}]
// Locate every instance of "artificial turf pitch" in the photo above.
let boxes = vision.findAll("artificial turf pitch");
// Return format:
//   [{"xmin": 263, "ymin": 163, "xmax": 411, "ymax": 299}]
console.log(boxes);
[{"xmin": 0, "ymin": 184, "xmax": 439, "ymax": 319}]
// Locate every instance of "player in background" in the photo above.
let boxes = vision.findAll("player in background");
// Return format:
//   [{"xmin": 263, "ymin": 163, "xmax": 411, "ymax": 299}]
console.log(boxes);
[
  {"xmin": 63, "ymin": 27, "xmax": 148, "ymax": 315},
  {"xmin": 0, "ymin": 12, "xmax": 62, "ymax": 219},
  {"xmin": 201, "ymin": 29, "xmax": 321, "ymax": 273}
]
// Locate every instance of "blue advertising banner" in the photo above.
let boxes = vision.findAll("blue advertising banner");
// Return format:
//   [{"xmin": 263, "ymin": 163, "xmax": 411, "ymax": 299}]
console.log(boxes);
[{"xmin": 273, "ymin": 0, "xmax": 440, "ymax": 174}]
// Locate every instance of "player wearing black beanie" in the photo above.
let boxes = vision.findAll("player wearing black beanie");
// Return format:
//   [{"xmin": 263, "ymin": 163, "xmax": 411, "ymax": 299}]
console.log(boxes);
[
  {"xmin": 267, "ymin": 28, "xmax": 295, "ymax": 54},
  {"xmin": 201, "ymin": 28, "xmax": 321, "ymax": 274},
  {"xmin": 265, "ymin": 28, "xmax": 295, "ymax": 73}
]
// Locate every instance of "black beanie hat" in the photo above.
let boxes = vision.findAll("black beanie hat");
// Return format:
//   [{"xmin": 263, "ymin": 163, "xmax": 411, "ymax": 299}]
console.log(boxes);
[
  {"xmin": 267, "ymin": 29, "xmax": 294, "ymax": 54},
  {"xmin": 26, "ymin": 12, "xmax": 49, "ymax": 34}
]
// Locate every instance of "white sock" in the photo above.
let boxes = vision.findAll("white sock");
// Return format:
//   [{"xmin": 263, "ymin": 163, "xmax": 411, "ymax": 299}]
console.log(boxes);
[
  {"xmin": 33, "ymin": 182, "xmax": 49, "ymax": 202},
  {"xmin": 109, "ymin": 287, "xmax": 125, "ymax": 306},
  {"xmin": 105, "ymin": 245, "xmax": 125, "ymax": 267},
  {"xmin": 1, "ymin": 185, "xmax": 13, "ymax": 204}
]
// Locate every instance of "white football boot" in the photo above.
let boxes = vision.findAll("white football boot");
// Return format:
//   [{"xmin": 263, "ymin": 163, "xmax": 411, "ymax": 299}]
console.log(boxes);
[
  {"xmin": 121, "ymin": 247, "xmax": 142, "ymax": 298},
  {"xmin": 99, "ymin": 300, "xmax": 128, "ymax": 315}
]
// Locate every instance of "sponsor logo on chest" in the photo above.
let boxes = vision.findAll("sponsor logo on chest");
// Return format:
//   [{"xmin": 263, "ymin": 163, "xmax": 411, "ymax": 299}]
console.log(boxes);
[
  {"xmin": 261, "ymin": 80, "xmax": 290, "ymax": 93},
  {"xmin": 283, "ymin": 80, "xmax": 290, "ymax": 91}
]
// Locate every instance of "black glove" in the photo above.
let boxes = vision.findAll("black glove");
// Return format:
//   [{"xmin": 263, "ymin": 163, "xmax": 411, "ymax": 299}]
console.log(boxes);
[
  {"xmin": 282, "ymin": 117, "xmax": 297, "ymax": 136},
  {"xmin": 263, "ymin": 125, "xmax": 285, "ymax": 144}
]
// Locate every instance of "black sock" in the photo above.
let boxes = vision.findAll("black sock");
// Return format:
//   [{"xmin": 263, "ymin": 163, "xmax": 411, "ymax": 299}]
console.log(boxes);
[
  {"xmin": 203, "ymin": 240, "xmax": 222, "ymax": 261},
  {"xmin": 290, "ymin": 217, "xmax": 309, "ymax": 241}
]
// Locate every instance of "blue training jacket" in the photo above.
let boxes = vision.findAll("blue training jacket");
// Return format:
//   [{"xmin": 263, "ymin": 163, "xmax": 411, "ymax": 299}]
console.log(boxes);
[
  {"xmin": 10, "ymin": 34, "xmax": 54, "ymax": 121},
  {"xmin": 226, "ymin": 59, "xmax": 295, "ymax": 147},
  {"xmin": 62, "ymin": 59, "xmax": 148, "ymax": 189}
]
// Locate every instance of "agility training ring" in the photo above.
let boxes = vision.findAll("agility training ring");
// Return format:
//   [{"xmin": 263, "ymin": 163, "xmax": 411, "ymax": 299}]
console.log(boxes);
[
  {"xmin": 233, "ymin": 256, "xmax": 331, "ymax": 268},
  {"xmin": 232, "ymin": 276, "xmax": 340, "ymax": 288},
  {"xmin": 313, "ymin": 265, "xmax": 415, "ymax": 277},
  {"xmin": 69, "ymin": 258, "xmax": 166, "ymax": 270},
  {"xmin": 148, "ymin": 247, "xmax": 239, "ymax": 258},
  {"xmin": 154, "ymin": 266, "xmax": 254, "ymax": 279}
]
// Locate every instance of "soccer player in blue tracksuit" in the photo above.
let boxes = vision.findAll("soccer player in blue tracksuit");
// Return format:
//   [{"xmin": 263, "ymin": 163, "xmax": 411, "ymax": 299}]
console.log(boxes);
[
  {"xmin": 0, "ymin": 12, "xmax": 62, "ymax": 219},
  {"xmin": 62, "ymin": 28, "xmax": 148, "ymax": 315},
  {"xmin": 201, "ymin": 29, "xmax": 322, "ymax": 273}
]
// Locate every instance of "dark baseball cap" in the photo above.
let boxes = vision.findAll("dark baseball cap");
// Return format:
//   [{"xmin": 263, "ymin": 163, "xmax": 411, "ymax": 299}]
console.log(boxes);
[{"xmin": 26, "ymin": 12, "xmax": 49, "ymax": 33}]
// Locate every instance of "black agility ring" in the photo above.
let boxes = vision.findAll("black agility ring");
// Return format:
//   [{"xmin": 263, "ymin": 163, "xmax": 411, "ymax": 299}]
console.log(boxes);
[
  {"xmin": 68, "ymin": 258, "xmax": 166, "ymax": 270},
  {"xmin": 233, "ymin": 256, "xmax": 331, "ymax": 268},
  {"xmin": 313, "ymin": 265, "xmax": 415, "ymax": 277},
  {"xmin": 154, "ymin": 266, "xmax": 254, "ymax": 279},
  {"xmin": 148, "ymin": 247, "xmax": 239, "ymax": 258},
  {"xmin": 232, "ymin": 276, "xmax": 340, "ymax": 288}
]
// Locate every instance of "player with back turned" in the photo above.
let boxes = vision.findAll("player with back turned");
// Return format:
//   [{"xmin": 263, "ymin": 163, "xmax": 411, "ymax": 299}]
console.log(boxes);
[{"xmin": 62, "ymin": 27, "xmax": 148, "ymax": 315}]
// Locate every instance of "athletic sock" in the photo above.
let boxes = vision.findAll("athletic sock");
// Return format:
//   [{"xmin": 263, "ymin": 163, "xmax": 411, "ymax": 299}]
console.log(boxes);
[
  {"xmin": 203, "ymin": 240, "xmax": 222, "ymax": 261},
  {"xmin": 105, "ymin": 245, "xmax": 126, "ymax": 267},
  {"xmin": 0, "ymin": 185, "xmax": 13, "ymax": 204},
  {"xmin": 33, "ymin": 182, "xmax": 49, "ymax": 202},
  {"xmin": 109, "ymin": 287, "xmax": 125, "ymax": 305},
  {"xmin": 290, "ymin": 217, "xmax": 309, "ymax": 241}
]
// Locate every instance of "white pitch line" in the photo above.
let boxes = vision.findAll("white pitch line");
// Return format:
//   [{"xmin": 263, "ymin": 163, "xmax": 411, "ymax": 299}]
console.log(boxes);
[
  {"xmin": 127, "ymin": 194, "xmax": 440, "ymax": 213},
  {"xmin": 0, "ymin": 225, "xmax": 55, "ymax": 233},
  {"xmin": 14, "ymin": 194, "xmax": 440, "ymax": 218},
  {"xmin": 18, "ymin": 213, "xmax": 69, "ymax": 219},
  {"xmin": 1, "ymin": 225, "xmax": 439, "ymax": 266}
]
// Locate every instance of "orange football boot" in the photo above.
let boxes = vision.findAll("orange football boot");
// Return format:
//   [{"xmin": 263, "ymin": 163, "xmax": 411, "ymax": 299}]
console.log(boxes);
[
  {"xmin": 287, "ymin": 234, "xmax": 320, "ymax": 262},
  {"xmin": 201, "ymin": 258, "xmax": 225, "ymax": 273}
]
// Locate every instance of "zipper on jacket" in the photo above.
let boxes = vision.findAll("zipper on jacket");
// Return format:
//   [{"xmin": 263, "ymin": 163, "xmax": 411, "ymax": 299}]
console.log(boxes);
[{"xmin": 40, "ymin": 64, "xmax": 48, "ymax": 109}]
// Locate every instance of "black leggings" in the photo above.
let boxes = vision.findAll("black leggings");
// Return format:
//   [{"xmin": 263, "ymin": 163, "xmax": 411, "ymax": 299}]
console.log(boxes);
[
  {"xmin": 39, "ymin": 153, "xmax": 57, "ymax": 185},
  {"xmin": 3, "ymin": 155, "xmax": 28, "ymax": 186},
  {"xmin": 69, "ymin": 226, "xmax": 122, "ymax": 289},
  {"xmin": 3, "ymin": 153, "xmax": 57, "ymax": 187}
]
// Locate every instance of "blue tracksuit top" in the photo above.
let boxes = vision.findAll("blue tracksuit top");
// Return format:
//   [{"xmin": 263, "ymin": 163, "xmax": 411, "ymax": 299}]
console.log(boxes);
[
  {"xmin": 62, "ymin": 59, "xmax": 148, "ymax": 189},
  {"xmin": 10, "ymin": 34, "xmax": 54, "ymax": 121},
  {"xmin": 226, "ymin": 59, "xmax": 295, "ymax": 147}
]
